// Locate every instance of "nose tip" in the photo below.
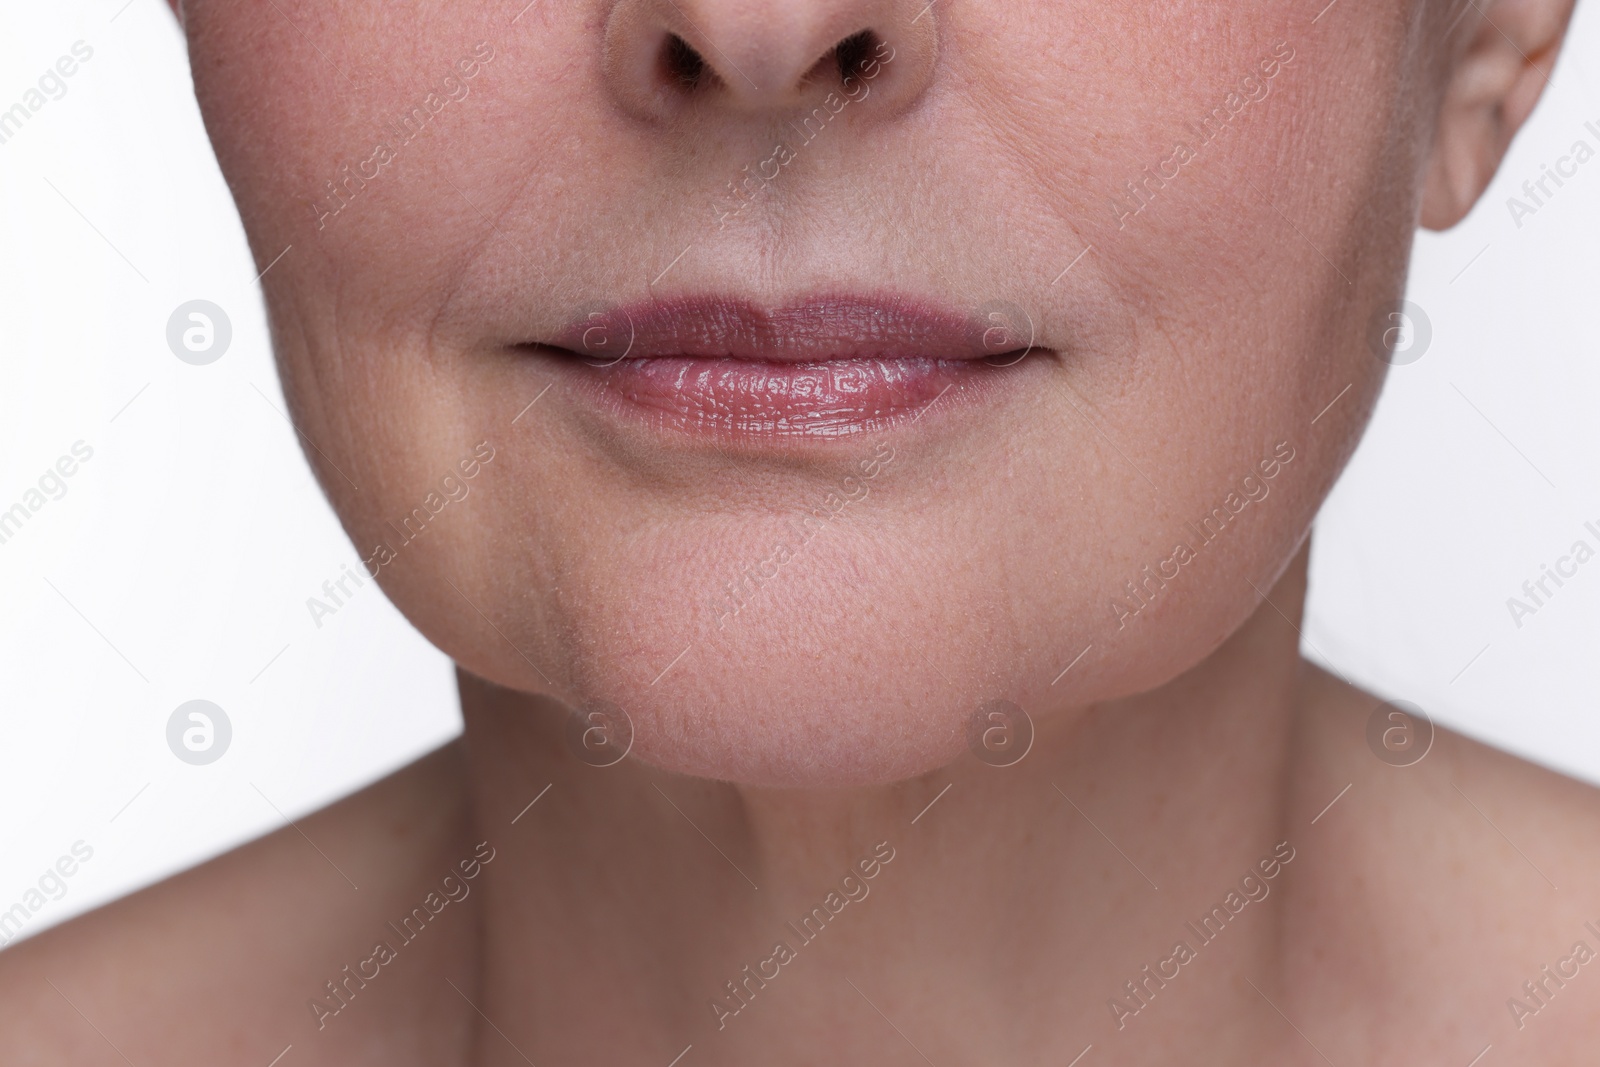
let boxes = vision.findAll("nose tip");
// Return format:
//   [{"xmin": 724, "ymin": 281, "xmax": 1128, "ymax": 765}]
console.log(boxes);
[{"xmin": 603, "ymin": 0, "xmax": 937, "ymax": 119}]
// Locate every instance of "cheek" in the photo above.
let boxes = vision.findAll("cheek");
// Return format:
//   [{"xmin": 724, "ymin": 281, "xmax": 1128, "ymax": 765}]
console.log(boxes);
[{"xmin": 186, "ymin": 1, "xmax": 558, "ymax": 328}]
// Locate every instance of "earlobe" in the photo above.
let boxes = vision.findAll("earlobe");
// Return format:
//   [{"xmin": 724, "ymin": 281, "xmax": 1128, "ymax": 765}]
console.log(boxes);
[{"xmin": 1419, "ymin": 0, "xmax": 1575, "ymax": 230}]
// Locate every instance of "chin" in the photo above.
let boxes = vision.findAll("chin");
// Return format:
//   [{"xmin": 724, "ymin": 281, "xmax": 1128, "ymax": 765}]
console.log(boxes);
[
  {"xmin": 436, "ymin": 553, "xmax": 1263, "ymax": 790},
  {"xmin": 538, "ymin": 537, "xmax": 1020, "ymax": 787},
  {"xmin": 386, "ymin": 430, "xmax": 1323, "ymax": 788}
]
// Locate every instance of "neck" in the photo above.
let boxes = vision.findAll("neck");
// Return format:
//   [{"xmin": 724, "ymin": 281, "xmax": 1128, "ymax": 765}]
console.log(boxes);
[{"xmin": 456, "ymin": 544, "xmax": 1312, "ymax": 1064}]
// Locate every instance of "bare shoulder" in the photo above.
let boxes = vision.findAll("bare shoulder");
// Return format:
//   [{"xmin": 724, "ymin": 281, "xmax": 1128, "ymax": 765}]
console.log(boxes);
[
  {"xmin": 1288, "ymin": 663, "xmax": 1600, "ymax": 1061},
  {"xmin": 0, "ymin": 741, "xmax": 483, "ymax": 1067}
]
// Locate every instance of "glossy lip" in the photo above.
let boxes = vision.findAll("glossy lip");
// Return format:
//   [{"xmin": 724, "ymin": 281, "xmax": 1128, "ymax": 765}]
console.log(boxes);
[{"xmin": 528, "ymin": 294, "xmax": 1041, "ymax": 441}]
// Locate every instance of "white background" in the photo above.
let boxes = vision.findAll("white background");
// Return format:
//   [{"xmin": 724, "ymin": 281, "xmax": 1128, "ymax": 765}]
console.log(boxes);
[{"xmin": 1, "ymin": 1, "xmax": 1597, "ymax": 944}]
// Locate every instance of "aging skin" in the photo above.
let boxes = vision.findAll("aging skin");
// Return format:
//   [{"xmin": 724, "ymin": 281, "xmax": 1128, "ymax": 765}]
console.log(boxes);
[{"xmin": 4, "ymin": 0, "xmax": 1597, "ymax": 1064}]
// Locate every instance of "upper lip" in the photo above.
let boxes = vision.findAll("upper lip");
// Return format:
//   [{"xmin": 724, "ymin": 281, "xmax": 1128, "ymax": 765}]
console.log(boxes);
[{"xmin": 549, "ymin": 293, "xmax": 1034, "ymax": 363}]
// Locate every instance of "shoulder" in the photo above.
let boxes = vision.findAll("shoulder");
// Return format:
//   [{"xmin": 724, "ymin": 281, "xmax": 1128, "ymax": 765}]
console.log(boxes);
[
  {"xmin": 0, "ymin": 741, "xmax": 480, "ymax": 1067},
  {"xmin": 1288, "ymin": 664, "xmax": 1600, "ymax": 1059}
]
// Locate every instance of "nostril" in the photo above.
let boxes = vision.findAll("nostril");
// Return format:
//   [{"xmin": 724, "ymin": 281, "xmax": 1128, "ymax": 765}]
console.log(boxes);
[
  {"xmin": 832, "ymin": 30, "xmax": 880, "ymax": 81},
  {"xmin": 802, "ymin": 29, "xmax": 883, "ymax": 88},
  {"xmin": 660, "ymin": 33, "xmax": 715, "ymax": 90}
]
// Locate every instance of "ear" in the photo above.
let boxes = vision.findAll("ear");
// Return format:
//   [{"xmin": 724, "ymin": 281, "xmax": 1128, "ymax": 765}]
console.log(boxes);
[{"xmin": 1420, "ymin": 0, "xmax": 1577, "ymax": 230}]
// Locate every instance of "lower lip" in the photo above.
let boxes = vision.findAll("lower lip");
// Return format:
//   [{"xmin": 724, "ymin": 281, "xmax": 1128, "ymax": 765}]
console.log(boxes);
[{"xmin": 564, "ymin": 356, "xmax": 1006, "ymax": 440}]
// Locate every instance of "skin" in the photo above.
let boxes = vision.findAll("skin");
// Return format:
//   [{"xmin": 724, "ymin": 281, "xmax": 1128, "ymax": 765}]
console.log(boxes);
[{"xmin": 2, "ymin": 0, "xmax": 1594, "ymax": 1062}]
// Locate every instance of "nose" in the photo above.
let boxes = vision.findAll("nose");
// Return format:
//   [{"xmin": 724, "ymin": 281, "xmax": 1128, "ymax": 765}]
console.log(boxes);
[{"xmin": 602, "ymin": 0, "xmax": 937, "ymax": 120}]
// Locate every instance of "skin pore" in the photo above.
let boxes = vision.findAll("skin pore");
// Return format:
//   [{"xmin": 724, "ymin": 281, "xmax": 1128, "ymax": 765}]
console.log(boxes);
[{"xmin": 3, "ymin": 0, "xmax": 1596, "ymax": 1063}]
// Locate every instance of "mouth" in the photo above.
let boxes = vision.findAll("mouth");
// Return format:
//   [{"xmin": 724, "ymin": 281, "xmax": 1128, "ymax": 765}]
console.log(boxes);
[{"xmin": 517, "ymin": 294, "xmax": 1046, "ymax": 441}]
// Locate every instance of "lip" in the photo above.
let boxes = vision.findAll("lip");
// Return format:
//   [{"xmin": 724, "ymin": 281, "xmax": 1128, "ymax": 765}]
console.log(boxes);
[{"xmin": 527, "ymin": 294, "xmax": 1041, "ymax": 441}]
